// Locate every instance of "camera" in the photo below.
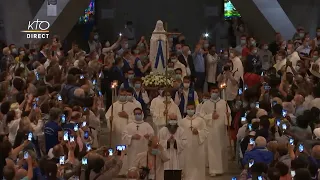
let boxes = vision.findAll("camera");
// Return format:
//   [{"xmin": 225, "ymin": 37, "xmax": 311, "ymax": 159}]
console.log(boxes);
[
  {"xmin": 223, "ymin": 65, "xmax": 230, "ymax": 71},
  {"xmin": 139, "ymin": 166, "xmax": 150, "ymax": 179}
]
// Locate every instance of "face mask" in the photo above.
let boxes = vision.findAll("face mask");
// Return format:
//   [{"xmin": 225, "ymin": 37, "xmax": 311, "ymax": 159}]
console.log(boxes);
[
  {"xmin": 134, "ymin": 83, "xmax": 141, "ymax": 89},
  {"xmin": 223, "ymin": 54, "xmax": 228, "ymax": 59},
  {"xmin": 171, "ymin": 58, "xmax": 177, "ymax": 63},
  {"xmin": 126, "ymin": 95, "xmax": 133, "ymax": 101},
  {"xmin": 151, "ymin": 149, "xmax": 160, "ymax": 155},
  {"xmin": 95, "ymin": 55, "xmax": 99, "ymax": 60},
  {"xmin": 287, "ymin": 50, "xmax": 292, "ymax": 55},
  {"xmin": 188, "ymin": 50, "xmax": 191, "ymax": 55},
  {"xmin": 94, "ymin": 35, "xmax": 99, "ymax": 40},
  {"xmin": 134, "ymin": 50, "xmax": 139, "ymax": 54},
  {"xmin": 105, "ymin": 41, "xmax": 110, "ymax": 47},
  {"xmin": 183, "ymin": 83, "xmax": 190, "ymax": 88},
  {"xmin": 299, "ymin": 33, "xmax": 305, "ymax": 38},
  {"xmin": 277, "ymin": 56, "xmax": 283, "ymax": 61},
  {"xmin": 317, "ymin": 32, "xmax": 320, "ymax": 37},
  {"xmin": 119, "ymin": 95, "xmax": 127, "ymax": 102},
  {"xmin": 281, "ymin": 45, "xmax": 286, "ymax": 49},
  {"xmin": 264, "ymin": 46, "xmax": 268, "ymax": 50},
  {"xmin": 135, "ymin": 114, "xmax": 142, "ymax": 121},
  {"xmin": 295, "ymin": 66, "xmax": 300, "ymax": 71},
  {"xmin": 158, "ymin": 90, "xmax": 164, "ymax": 96},
  {"xmin": 313, "ymin": 56, "xmax": 319, "ymax": 60},
  {"xmin": 12, "ymin": 48, "xmax": 17, "ymax": 54},
  {"xmin": 250, "ymin": 103, "xmax": 256, "ymax": 109},
  {"xmin": 28, "ymin": 55, "xmax": 33, "ymax": 60},
  {"xmin": 252, "ymin": 50, "xmax": 257, "ymax": 54},
  {"xmin": 211, "ymin": 92, "xmax": 219, "ymax": 100},
  {"xmin": 120, "ymin": 63, "xmax": 124, "ymax": 68},
  {"xmin": 187, "ymin": 109, "xmax": 195, "ymax": 116},
  {"xmin": 204, "ymin": 44, "xmax": 209, "ymax": 48},
  {"xmin": 20, "ymin": 51, "xmax": 25, "ymax": 55},
  {"xmin": 124, "ymin": 43, "xmax": 129, "ymax": 49},
  {"xmin": 128, "ymin": 74, "xmax": 134, "ymax": 79},
  {"xmin": 240, "ymin": 40, "xmax": 246, "ymax": 45},
  {"xmin": 167, "ymin": 68, "xmax": 174, "ymax": 72},
  {"xmin": 168, "ymin": 120, "xmax": 177, "ymax": 125},
  {"xmin": 251, "ymin": 41, "xmax": 256, "ymax": 46},
  {"xmin": 169, "ymin": 37, "xmax": 173, "ymax": 42},
  {"xmin": 175, "ymin": 74, "xmax": 181, "ymax": 79},
  {"xmin": 229, "ymin": 53, "xmax": 234, "ymax": 57}
]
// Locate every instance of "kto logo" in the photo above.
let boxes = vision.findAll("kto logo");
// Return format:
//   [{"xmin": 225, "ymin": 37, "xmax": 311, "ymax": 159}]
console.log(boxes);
[{"xmin": 21, "ymin": 19, "xmax": 50, "ymax": 39}]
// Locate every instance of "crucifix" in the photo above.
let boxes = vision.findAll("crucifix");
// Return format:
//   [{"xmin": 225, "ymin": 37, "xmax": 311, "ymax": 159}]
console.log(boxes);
[
  {"xmin": 136, "ymin": 125, "xmax": 139, "ymax": 131},
  {"xmin": 190, "ymin": 118, "xmax": 193, "ymax": 131}
]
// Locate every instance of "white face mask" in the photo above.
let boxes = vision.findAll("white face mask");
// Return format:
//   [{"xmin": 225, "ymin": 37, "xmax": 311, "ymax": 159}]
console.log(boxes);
[
  {"xmin": 96, "ymin": 55, "xmax": 99, "ymax": 60},
  {"xmin": 183, "ymin": 83, "xmax": 190, "ymax": 88},
  {"xmin": 124, "ymin": 43, "xmax": 129, "ymax": 49},
  {"xmin": 188, "ymin": 50, "xmax": 191, "ymax": 55},
  {"xmin": 20, "ymin": 51, "xmax": 25, "ymax": 55},
  {"xmin": 94, "ymin": 35, "xmax": 99, "ymax": 40}
]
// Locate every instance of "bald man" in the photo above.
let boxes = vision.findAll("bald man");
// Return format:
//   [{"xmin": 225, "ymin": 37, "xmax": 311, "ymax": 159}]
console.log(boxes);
[{"xmin": 132, "ymin": 135, "xmax": 169, "ymax": 180}]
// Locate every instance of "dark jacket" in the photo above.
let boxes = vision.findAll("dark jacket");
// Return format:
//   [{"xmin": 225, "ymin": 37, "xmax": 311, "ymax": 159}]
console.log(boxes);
[{"xmin": 178, "ymin": 54, "xmax": 195, "ymax": 79}]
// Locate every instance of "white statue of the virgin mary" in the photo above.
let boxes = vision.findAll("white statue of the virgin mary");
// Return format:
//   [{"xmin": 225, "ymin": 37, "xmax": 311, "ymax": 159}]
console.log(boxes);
[{"xmin": 150, "ymin": 20, "xmax": 169, "ymax": 74}]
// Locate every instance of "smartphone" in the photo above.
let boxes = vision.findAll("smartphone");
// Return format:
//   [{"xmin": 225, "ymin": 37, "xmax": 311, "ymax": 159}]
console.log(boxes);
[
  {"xmin": 59, "ymin": 156, "xmax": 65, "ymax": 165},
  {"xmin": 276, "ymin": 119, "xmax": 281, "ymax": 126},
  {"xmin": 51, "ymin": 51, "xmax": 55, "ymax": 57},
  {"xmin": 99, "ymin": 71, "xmax": 103, "ymax": 78},
  {"xmin": 23, "ymin": 151, "xmax": 28, "ymax": 159},
  {"xmin": 244, "ymin": 112, "xmax": 248, "ymax": 117},
  {"xmin": 33, "ymin": 102, "xmax": 37, "ymax": 109},
  {"xmin": 74, "ymin": 124, "xmax": 79, "ymax": 132},
  {"xmin": 272, "ymin": 101, "xmax": 277, "ymax": 106},
  {"xmin": 257, "ymin": 176, "xmax": 263, "ymax": 180},
  {"xmin": 81, "ymin": 157, "xmax": 88, "ymax": 165},
  {"xmin": 119, "ymin": 33, "xmax": 122, "ymax": 37},
  {"xmin": 92, "ymin": 79, "xmax": 97, "ymax": 85},
  {"xmin": 35, "ymin": 72, "xmax": 40, "ymax": 81},
  {"xmin": 299, "ymin": 144, "xmax": 304, "ymax": 152},
  {"xmin": 291, "ymin": 170, "xmax": 296, "ymax": 177},
  {"xmin": 86, "ymin": 143, "xmax": 92, "ymax": 152},
  {"xmin": 116, "ymin": 145, "xmax": 126, "ymax": 155},
  {"xmin": 282, "ymin": 110, "xmax": 287, "ymax": 117},
  {"xmin": 244, "ymin": 84, "xmax": 248, "ymax": 90},
  {"xmin": 282, "ymin": 124, "xmax": 287, "ymax": 130},
  {"xmin": 289, "ymin": 138, "xmax": 294, "ymax": 145},
  {"xmin": 27, "ymin": 132, "xmax": 33, "ymax": 141},
  {"xmin": 232, "ymin": 177, "xmax": 237, "ymax": 180},
  {"xmin": 98, "ymin": 91, "xmax": 102, "ymax": 97},
  {"xmin": 108, "ymin": 148, "xmax": 114, "ymax": 156},
  {"xmin": 249, "ymin": 138, "xmax": 255, "ymax": 145},
  {"xmin": 238, "ymin": 88, "xmax": 243, "ymax": 95},
  {"xmin": 83, "ymin": 107, "xmax": 88, "ymax": 112},
  {"xmin": 264, "ymin": 85, "xmax": 271, "ymax": 90},
  {"xmin": 82, "ymin": 121, "xmax": 87, "ymax": 127},
  {"xmin": 241, "ymin": 117, "xmax": 246, "ymax": 122},
  {"xmin": 35, "ymin": 97, "xmax": 39, "ymax": 102},
  {"xmin": 69, "ymin": 136, "xmax": 75, "ymax": 142},
  {"xmin": 63, "ymin": 131, "xmax": 69, "ymax": 141},
  {"xmin": 57, "ymin": 94, "xmax": 62, "ymax": 101},
  {"xmin": 84, "ymin": 131, "xmax": 89, "ymax": 139},
  {"xmin": 261, "ymin": 71, "xmax": 264, "ymax": 76},
  {"xmin": 255, "ymin": 102, "xmax": 260, "ymax": 108},
  {"xmin": 61, "ymin": 114, "xmax": 66, "ymax": 124},
  {"xmin": 248, "ymin": 124, "xmax": 252, "ymax": 131},
  {"xmin": 80, "ymin": 75, "xmax": 84, "ymax": 79},
  {"xmin": 249, "ymin": 159, "xmax": 254, "ymax": 168}
]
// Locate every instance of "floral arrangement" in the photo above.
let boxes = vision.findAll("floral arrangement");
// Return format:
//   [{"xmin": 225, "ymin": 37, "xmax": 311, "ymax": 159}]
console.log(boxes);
[{"xmin": 142, "ymin": 72, "xmax": 174, "ymax": 88}]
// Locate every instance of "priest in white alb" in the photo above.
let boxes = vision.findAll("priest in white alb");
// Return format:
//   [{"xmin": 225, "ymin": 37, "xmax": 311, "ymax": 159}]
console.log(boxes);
[
  {"xmin": 152, "ymin": 90, "xmax": 181, "ymax": 133},
  {"xmin": 200, "ymin": 85, "xmax": 231, "ymax": 176},
  {"xmin": 179, "ymin": 103, "xmax": 208, "ymax": 180},
  {"xmin": 158, "ymin": 113, "xmax": 187, "ymax": 170},
  {"xmin": 122, "ymin": 107, "xmax": 154, "ymax": 170},
  {"xmin": 105, "ymin": 88, "xmax": 139, "ymax": 147}
]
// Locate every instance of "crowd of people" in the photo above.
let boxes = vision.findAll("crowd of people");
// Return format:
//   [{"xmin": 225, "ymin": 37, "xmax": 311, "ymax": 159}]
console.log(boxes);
[{"xmin": 0, "ymin": 17, "xmax": 320, "ymax": 180}]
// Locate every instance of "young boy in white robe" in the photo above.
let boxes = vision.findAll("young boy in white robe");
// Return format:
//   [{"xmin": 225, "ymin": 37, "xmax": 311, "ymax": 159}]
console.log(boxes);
[
  {"xmin": 200, "ymin": 85, "xmax": 231, "ymax": 176},
  {"xmin": 122, "ymin": 107, "xmax": 154, "ymax": 172},
  {"xmin": 158, "ymin": 113, "xmax": 187, "ymax": 170},
  {"xmin": 179, "ymin": 103, "xmax": 208, "ymax": 180}
]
